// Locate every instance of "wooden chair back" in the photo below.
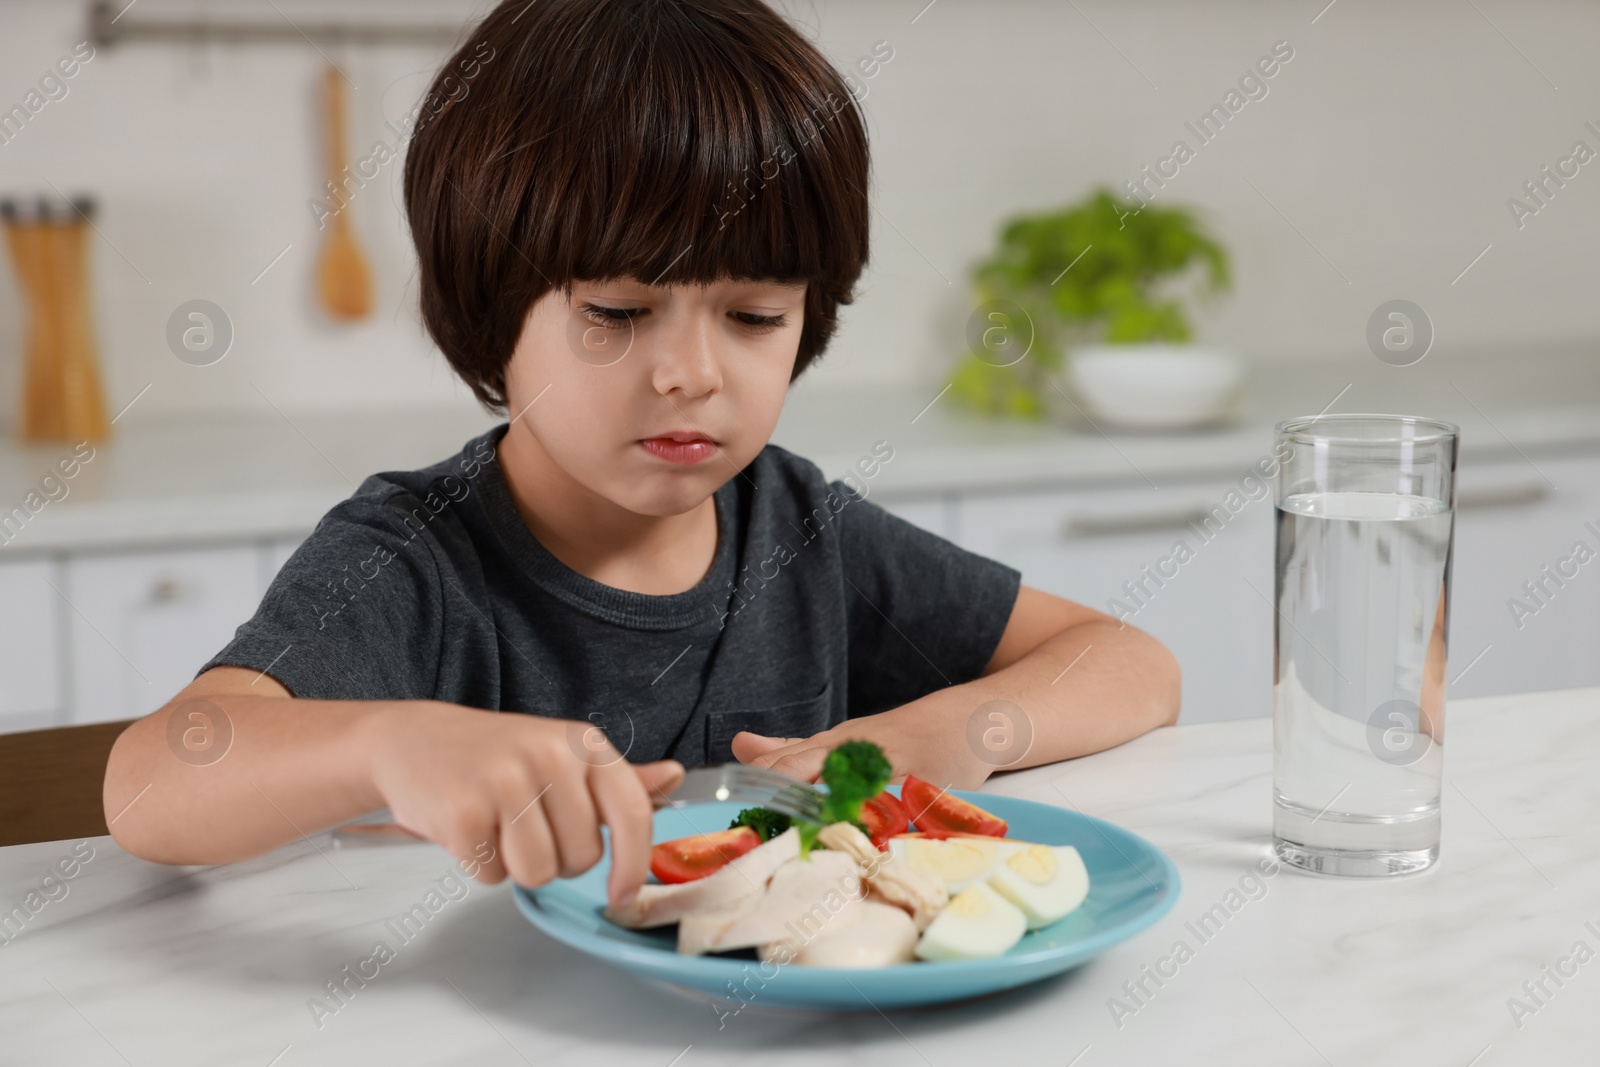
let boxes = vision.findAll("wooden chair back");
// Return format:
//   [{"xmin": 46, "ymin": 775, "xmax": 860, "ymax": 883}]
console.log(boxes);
[{"xmin": 0, "ymin": 721, "xmax": 132, "ymax": 847}]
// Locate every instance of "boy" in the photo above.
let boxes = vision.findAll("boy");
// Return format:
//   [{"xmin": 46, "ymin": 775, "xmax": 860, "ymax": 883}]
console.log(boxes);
[{"xmin": 104, "ymin": 0, "xmax": 1179, "ymax": 912}]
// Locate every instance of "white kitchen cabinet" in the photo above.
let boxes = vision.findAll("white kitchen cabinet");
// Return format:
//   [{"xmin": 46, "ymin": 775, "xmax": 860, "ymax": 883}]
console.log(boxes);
[
  {"xmin": 948, "ymin": 453, "xmax": 1600, "ymax": 726},
  {"xmin": 0, "ymin": 557, "xmax": 64, "ymax": 730},
  {"xmin": 1449, "ymin": 456, "xmax": 1600, "ymax": 699},
  {"xmin": 957, "ymin": 479, "xmax": 1276, "ymax": 724},
  {"xmin": 63, "ymin": 546, "xmax": 262, "ymax": 724}
]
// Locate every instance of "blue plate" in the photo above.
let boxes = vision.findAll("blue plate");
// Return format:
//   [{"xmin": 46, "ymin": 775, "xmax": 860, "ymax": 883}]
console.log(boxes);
[{"xmin": 514, "ymin": 788, "xmax": 1179, "ymax": 1011}]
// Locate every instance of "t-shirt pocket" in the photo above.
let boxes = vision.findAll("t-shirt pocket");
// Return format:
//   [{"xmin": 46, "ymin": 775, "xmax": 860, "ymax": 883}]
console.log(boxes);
[{"xmin": 705, "ymin": 682, "xmax": 835, "ymax": 766}]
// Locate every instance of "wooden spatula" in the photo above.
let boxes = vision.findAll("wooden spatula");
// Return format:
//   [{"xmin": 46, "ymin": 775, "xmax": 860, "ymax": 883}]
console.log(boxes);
[{"xmin": 315, "ymin": 63, "xmax": 372, "ymax": 321}]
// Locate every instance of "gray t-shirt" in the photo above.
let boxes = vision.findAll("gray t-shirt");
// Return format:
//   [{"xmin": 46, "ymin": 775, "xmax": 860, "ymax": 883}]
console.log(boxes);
[{"xmin": 203, "ymin": 426, "xmax": 1021, "ymax": 767}]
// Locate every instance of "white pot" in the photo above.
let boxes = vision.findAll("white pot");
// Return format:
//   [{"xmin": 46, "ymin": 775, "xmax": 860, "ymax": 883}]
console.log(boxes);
[{"xmin": 1061, "ymin": 344, "xmax": 1245, "ymax": 430}]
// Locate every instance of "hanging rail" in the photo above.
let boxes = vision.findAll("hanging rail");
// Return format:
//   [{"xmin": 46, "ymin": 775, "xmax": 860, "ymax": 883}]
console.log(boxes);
[{"xmin": 89, "ymin": 1, "xmax": 471, "ymax": 48}]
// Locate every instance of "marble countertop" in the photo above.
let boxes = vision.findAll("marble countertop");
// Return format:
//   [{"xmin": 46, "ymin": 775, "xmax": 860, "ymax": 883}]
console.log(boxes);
[
  {"xmin": 1, "ymin": 685, "xmax": 1595, "ymax": 1065},
  {"xmin": 2, "ymin": 346, "xmax": 1599, "ymax": 554},
  {"xmin": 780, "ymin": 345, "xmax": 1600, "ymax": 499}
]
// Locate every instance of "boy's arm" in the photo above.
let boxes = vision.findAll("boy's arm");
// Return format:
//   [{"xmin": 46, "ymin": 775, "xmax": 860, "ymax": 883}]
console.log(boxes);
[
  {"xmin": 104, "ymin": 667, "xmax": 681, "ymax": 907},
  {"xmin": 731, "ymin": 585, "xmax": 1180, "ymax": 788}
]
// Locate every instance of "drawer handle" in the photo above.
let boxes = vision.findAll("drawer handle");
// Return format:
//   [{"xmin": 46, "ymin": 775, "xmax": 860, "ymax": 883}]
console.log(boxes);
[
  {"xmin": 1061, "ymin": 508, "xmax": 1212, "ymax": 538},
  {"xmin": 1055, "ymin": 484, "xmax": 1545, "ymax": 538},
  {"xmin": 1456, "ymin": 483, "xmax": 1549, "ymax": 510}
]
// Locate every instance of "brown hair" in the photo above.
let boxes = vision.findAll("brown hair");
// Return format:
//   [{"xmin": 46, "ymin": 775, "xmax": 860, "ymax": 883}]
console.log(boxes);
[{"xmin": 403, "ymin": 0, "xmax": 872, "ymax": 411}]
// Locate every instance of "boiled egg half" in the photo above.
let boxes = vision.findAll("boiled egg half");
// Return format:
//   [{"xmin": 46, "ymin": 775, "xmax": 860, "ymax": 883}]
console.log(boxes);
[
  {"xmin": 988, "ymin": 842, "xmax": 1090, "ymax": 929},
  {"xmin": 887, "ymin": 835, "xmax": 1000, "ymax": 892},
  {"xmin": 913, "ymin": 882, "xmax": 1027, "ymax": 961}
]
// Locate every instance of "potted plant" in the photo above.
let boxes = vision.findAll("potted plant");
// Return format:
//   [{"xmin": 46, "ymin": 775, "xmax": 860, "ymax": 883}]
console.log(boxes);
[{"xmin": 950, "ymin": 188, "xmax": 1238, "ymax": 428}]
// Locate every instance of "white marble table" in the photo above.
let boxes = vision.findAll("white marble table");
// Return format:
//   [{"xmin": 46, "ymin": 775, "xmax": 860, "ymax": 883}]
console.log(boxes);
[{"xmin": 2, "ymin": 687, "xmax": 1596, "ymax": 1066}]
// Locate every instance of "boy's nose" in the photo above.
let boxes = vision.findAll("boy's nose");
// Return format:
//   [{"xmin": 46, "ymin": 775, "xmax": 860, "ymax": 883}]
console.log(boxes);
[{"xmin": 650, "ymin": 319, "xmax": 723, "ymax": 399}]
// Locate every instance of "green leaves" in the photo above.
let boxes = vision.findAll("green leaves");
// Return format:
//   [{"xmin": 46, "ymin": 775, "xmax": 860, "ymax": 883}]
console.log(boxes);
[
  {"xmin": 949, "ymin": 357, "xmax": 1048, "ymax": 419},
  {"xmin": 955, "ymin": 188, "xmax": 1231, "ymax": 417}
]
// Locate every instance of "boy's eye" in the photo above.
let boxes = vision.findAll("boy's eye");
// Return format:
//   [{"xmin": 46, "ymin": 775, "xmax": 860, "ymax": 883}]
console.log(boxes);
[
  {"xmin": 579, "ymin": 303, "xmax": 644, "ymax": 328},
  {"xmin": 729, "ymin": 310, "xmax": 788, "ymax": 333}
]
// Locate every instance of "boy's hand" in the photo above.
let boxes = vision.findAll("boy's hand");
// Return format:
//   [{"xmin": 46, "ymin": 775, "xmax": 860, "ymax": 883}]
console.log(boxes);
[
  {"xmin": 366, "ymin": 703, "xmax": 682, "ymax": 909},
  {"xmin": 730, "ymin": 687, "xmax": 992, "ymax": 791}
]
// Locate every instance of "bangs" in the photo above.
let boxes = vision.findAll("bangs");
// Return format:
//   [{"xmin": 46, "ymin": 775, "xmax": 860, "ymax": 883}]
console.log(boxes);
[
  {"xmin": 405, "ymin": 0, "xmax": 871, "ymax": 410},
  {"xmin": 548, "ymin": 8, "xmax": 867, "ymax": 290}
]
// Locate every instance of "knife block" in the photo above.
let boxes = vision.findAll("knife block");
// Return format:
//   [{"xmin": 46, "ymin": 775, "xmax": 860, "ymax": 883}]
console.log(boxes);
[{"xmin": 2, "ymin": 196, "xmax": 110, "ymax": 443}]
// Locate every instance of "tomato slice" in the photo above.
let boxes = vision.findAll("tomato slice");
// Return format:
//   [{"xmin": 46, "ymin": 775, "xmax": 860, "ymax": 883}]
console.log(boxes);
[
  {"xmin": 901, "ymin": 775, "xmax": 1008, "ymax": 839},
  {"xmin": 649, "ymin": 826, "xmax": 761, "ymax": 884},
  {"xmin": 859, "ymin": 790, "xmax": 909, "ymax": 850}
]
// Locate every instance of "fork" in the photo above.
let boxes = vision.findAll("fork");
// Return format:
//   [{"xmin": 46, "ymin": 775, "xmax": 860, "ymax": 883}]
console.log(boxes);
[{"xmin": 656, "ymin": 764, "xmax": 826, "ymax": 825}]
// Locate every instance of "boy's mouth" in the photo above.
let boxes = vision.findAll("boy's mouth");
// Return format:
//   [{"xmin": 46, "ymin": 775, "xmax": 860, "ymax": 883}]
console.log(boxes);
[{"xmin": 639, "ymin": 431, "xmax": 718, "ymax": 466}]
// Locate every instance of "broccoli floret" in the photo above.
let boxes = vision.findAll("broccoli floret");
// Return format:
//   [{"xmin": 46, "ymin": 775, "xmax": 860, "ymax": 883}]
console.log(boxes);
[
  {"xmin": 728, "ymin": 807, "xmax": 792, "ymax": 841},
  {"xmin": 819, "ymin": 740, "xmax": 892, "ymax": 821},
  {"xmin": 798, "ymin": 739, "xmax": 893, "ymax": 856}
]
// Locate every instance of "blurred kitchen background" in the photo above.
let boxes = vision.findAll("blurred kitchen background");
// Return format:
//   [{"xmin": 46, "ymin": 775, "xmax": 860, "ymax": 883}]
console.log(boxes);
[{"xmin": 2, "ymin": 0, "xmax": 1598, "ymax": 735}]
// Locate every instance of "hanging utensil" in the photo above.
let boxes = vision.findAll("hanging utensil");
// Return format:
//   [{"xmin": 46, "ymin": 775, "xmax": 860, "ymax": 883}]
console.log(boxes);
[
  {"xmin": 2, "ymin": 195, "xmax": 110, "ymax": 442},
  {"xmin": 314, "ymin": 62, "xmax": 372, "ymax": 321}
]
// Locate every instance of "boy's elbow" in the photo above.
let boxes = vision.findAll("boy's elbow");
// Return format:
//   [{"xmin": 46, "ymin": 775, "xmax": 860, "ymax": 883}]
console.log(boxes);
[
  {"xmin": 101, "ymin": 718, "xmax": 171, "ymax": 863},
  {"xmin": 1158, "ymin": 641, "xmax": 1181, "ymax": 726},
  {"xmin": 1137, "ymin": 629, "xmax": 1182, "ymax": 728}
]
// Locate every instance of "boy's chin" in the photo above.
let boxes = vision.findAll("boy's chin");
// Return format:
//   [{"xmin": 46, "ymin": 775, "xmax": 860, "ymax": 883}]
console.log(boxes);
[{"xmin": 608, "ymin": 475, "xmax": 725, "ymax": 519}]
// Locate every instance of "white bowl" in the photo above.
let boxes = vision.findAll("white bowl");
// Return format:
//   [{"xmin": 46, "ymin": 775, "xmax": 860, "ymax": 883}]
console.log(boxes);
[{"xmin": 1063, "ymin": 344, "xmax": 1244, "ymax": 430}]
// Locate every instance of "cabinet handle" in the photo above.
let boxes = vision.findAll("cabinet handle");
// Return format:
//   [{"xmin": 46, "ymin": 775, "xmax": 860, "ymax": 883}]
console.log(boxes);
[
  {"xmin": 1455, "ymin": 483, "xmax": 1549, "ymax": 510},
  {"xmin": 1052, "ymin": 484, "xmax": 1545, "ymax": 539},
  {"xmin": 149, "ymin": 576, "xmax": 183, "ymax": 603},
  {"xmin": 1061, "ymin": 508, "xmax": 1212, "ymax": 539}
]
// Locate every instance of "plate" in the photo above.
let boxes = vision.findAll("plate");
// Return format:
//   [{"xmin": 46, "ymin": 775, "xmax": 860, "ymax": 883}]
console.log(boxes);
[{"xmin": 514, "ymin": 788, "xmax": 1180, "ymax": 1011}]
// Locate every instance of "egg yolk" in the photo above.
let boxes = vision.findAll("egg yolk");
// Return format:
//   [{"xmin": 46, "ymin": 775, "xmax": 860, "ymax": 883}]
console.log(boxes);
[
  {"xmin": 1005, "ymin": 845, "xmax": 1058, "ymax": 886},
  {"xmin": 946, "ymin": 886, "xmax": 993, "ymax": 919},
  {"xmin": 907, "ymin": 839, "xmax": 993, "ymax": 881}
]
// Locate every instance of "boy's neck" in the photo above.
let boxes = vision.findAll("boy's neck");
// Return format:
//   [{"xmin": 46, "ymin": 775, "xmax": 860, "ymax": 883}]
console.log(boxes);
[{"xmin": 496, "ymin": 421, "xmax": 719, "ymax": 596}]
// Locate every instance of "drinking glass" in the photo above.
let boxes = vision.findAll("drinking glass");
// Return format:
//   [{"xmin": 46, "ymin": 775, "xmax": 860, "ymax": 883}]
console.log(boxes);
[{"xmin": 1272, "ymin": 414, "xmax": 1459, "ymax": 876}]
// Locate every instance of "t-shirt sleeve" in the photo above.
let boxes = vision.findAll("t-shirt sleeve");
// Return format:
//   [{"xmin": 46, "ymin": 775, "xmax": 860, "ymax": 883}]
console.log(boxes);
[
  {"xmin": 833, "ymin": 483, "xmax": 1021, "ymax": 716},
  {"xmin": 199, "ymin": 494, "xmax": 449, "ymax": 701}
]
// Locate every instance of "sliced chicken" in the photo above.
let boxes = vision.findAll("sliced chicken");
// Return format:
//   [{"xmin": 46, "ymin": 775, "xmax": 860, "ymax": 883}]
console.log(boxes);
[
  {"xmin": 604, "ymin": 827, "xmax": 799, "ymax": 930},
  {"xmin": 679, "ymin": 850, "xmax": 861, "ymax": 955},
  {"xmin": 817, "ymin": 821, "xmax": 948, "ymax": 931},
  {"xmin": 787, "ymin": 900, "xmax": 918, "ymax": 967},
  {"xmin": 760, "ymin": 893, "xmax": 919, "ymax": 968},
  {"xmin": 676, "ymin": 893, "xmax": 766, "ymax": 957}
]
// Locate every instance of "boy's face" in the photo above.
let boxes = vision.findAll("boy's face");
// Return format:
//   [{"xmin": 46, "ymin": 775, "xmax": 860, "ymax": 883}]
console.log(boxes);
[{"xmin": 503, "ymin": 277, "xmax": 808, "ymax": 517}]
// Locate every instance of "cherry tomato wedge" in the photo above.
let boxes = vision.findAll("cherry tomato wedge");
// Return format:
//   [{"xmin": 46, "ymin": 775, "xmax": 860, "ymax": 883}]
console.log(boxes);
[
  {"xmin": 901, "ymin": 775, "xmax": 1008, "ymax": 839},
  {"xmin": 649, "ymin": 826, "xmax": 761, "ymax": 884},
  {"xmin": 859, "ymin": 790, "xmax": 909, "ymax": 850}
]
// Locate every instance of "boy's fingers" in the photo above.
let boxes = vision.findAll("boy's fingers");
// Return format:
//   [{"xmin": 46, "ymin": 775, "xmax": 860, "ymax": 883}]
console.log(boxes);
[
  {"xmin": 499, "ymin": 797, "xmax": 560, "ymax": 889},
  {"xmin": 543, "ymin": 773, "xmax": 604, "ymax": 878},
  {"xmin": 459, "ymin": 843, "xmax": 509, "ymax": 885},
  {"xmin": 634, "ymin": 759, "xmax": 685, "ymax": 797},
  {"xmin": 730, "ymin": 731, "xmax": 804, "ymax": 766},
  {"xmin": 759, "ymin": 743, "xmax": 829, "ymax": 784},
  {"xmin": 595, "ymin": 761, "xmax": 659, "ymax": 909}
]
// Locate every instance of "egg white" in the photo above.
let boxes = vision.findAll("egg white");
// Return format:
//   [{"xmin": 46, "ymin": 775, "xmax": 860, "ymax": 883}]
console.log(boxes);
[
  {"xmin": 913, "ymin": 882, "xmax": 1027, "ymax": 961},
  {"xmin": 987, "ymin": 842, "xmax": 1090, "ymax": 929}
]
